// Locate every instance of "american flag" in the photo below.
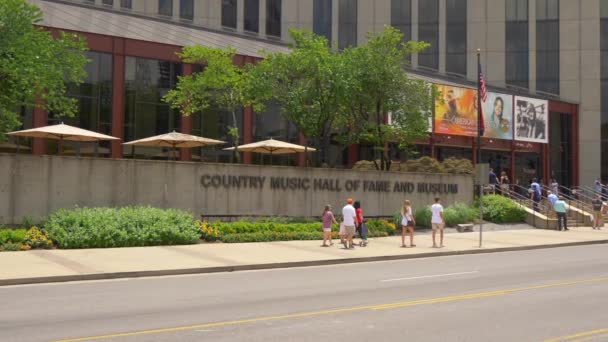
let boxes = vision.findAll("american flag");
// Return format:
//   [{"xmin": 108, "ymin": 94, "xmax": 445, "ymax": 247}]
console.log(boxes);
[{"xmin": 478, "ymin": 61, "xmax": 487, "ymax": 137}]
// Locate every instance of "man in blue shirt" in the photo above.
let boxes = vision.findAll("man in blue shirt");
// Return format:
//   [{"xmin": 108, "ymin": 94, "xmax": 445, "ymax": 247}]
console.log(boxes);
[
  {"xmin": 489, "ymin": 169, "xmax": 498, "ymax": 194},
  {"xmin": 547, "ymin": 191, "xmax": 558, "ymax": 207},
  {"xmin": 530, "ymin": 179, "xmax": 541, "ymax": 212}
]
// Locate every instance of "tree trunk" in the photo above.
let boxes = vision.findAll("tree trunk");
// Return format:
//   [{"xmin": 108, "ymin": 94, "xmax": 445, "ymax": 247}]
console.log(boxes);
[
  {"xmin": 376, "ymin": 101, "xmax": 384, "ymax": 171},
  {"xmin": 231, "ymin": 108, "xmax": 240, "ymax": 164}
]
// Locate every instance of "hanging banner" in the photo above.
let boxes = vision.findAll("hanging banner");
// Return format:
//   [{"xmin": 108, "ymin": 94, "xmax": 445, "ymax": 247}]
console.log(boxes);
[
  {"xmin": 434, "ymin": 84, "xmax": 478, "ymax": 137},
  {"xmin": 482, "ymin": 92, "xmax": 513, "ymax": 140},
  {"xmin": 514, "ymin": 96, "xmax": 548, "ymax": 143}
]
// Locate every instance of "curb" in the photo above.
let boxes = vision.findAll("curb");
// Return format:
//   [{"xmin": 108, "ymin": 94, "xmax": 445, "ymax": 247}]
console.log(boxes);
[{"xmin": 2, "ymin": 239, "xmax": 608, "ymax": 286}]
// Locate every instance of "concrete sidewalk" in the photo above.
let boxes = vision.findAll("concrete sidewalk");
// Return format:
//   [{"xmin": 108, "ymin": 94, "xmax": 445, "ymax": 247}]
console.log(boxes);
[{"xmin": 1, "ymin": 227, "xmax": 607, "ymax": 286}]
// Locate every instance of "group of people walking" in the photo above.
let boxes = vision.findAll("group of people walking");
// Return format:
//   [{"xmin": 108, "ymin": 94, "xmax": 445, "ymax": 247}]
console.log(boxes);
[{"xmin": 321, "ymin": 197, "xmax": 446, "ymax": 249}]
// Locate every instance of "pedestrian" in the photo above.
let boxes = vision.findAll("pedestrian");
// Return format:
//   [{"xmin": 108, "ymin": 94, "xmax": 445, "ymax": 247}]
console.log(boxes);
[
  {"xmin": 530, "ymin": 178, "xmax": 541, "ymax": 212},
  {"xmin": 499, "ymin": 171, "xmax": 510, "ymax": 196},
  {"xmin": 553, "ymin": 196, "xmax": 569, "ymax": 231},
  {"xmin": 341, "ymin": 198, "xmax": 357, "ymax": 249},
  {"xmin": 547, "ymin": 191, "xmax": 558, "ymax": 207},
  {"xmin": 431, "ymin": 197, "xmax": 445, "ymax": 248},
  {"xmin": 400, "ymin": 200, "xmax": 416, "ymax": 248},
  {"xmin": 550, "ymin": 178, "xmax": 559, "ymax": 196},
  {"xmin": 591, "ymin": 195, "xmax": 605, "ymax": 230},
  {"xmin": 321, "ymin": 205, "xmax": 337, "ymax": 247},
  {"xmin": 489, "ymin": 168, "xmax": 498, "ymax": 194},
  {"xmin": 354, "ymin": 201, "xmax": 368, "ymax": 247}
]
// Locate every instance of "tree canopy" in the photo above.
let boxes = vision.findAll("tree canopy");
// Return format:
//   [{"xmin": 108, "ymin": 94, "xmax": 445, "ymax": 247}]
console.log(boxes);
[
  {"xmin": 0, "ymin": 0, "xmax": 88, "ymax": 140},
  {"xmin": 163, "ymin": 46, "xmax": 252, "ymax": 163}
]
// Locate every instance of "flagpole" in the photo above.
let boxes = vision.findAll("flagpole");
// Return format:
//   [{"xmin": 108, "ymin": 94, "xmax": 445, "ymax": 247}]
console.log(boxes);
[{"xmin": 477, "ymin": 48, "xmax": 483, "ymax": 248}]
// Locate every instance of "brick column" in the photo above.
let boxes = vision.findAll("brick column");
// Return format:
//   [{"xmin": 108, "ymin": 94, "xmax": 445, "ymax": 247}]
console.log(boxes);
[
  {"xmin": 110, "ymin": 39, "xmax": 126, "ymax": 159},
  {"xmin": 180, "ymin": 63, "xmax": 194, "ymax": 161},
  {"xmin": 32, "ymin": 104, "xmax": 48, "ymax": 155},
  {"xmin": 297, "ymin": 133, "xmax": 307, "ymax": 167},
  {"xmin": 243, "ymin": 106, "xmax": 254, "ymax": 164}
]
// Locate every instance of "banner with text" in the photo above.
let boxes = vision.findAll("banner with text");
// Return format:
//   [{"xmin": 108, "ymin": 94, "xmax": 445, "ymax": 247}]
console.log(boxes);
[{"xmin": 434, "ymin": 84, "xmax": 478, "ymax": 137}]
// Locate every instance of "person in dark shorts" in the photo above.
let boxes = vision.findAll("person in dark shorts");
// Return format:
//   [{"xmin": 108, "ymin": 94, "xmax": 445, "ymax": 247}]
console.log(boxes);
[{"xmin": 591, "ymin": 195, "xmax": 605, "ymax": 230}]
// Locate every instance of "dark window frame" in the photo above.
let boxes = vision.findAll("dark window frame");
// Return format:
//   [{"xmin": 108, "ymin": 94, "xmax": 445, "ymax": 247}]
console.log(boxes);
[
  {"xmin": 244, "ymin": 0, "xmax": 260, "ymax": 33},
  {"xmin": 179, "ymin": 0, "xmax": 194, "ymax": 20},
  {"xmin": 505, "ymin": 0, "xmax": 529, "ymax": 89},
  {"xmin": 338, "ymin": 0, "xmax": 358, "ymax": 49},
  {"xmin": 222, "ymin": 0, "xmax": 238, "ymax": 29},
  {"xmin": 313, "ymin": 0, "xmax": 332, "ymax": 42},
  {"xmin": 445, "ymin": 0, "xmax": 467, "ymax": 75},
  {"xmin": 418, "ymin": 0, "xmax": 439, "ymax": 70},
  {"xmin": 266, "ymin": 0, "xmax": 282, "ymax": 37},
  {"xmin": 536, "ymin": 0, "xmax": 559, "ymax": 94},
  {"xmin": 158, "ymin": 0, "xmax": 173, "ymax": 17}
]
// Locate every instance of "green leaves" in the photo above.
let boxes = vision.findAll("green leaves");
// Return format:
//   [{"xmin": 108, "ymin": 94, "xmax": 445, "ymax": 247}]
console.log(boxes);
[{"xmin": 0, "ymin": 0, "xmax": 88, "ymax": 141}]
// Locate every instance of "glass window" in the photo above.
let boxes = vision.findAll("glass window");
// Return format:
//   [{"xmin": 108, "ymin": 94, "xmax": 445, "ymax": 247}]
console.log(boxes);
[
  {"xmin": 180, "ymin": 0, "xmax": 194, "ymax": 20},
  {"xmin": 244, "ymin": 0, "xmax": 260, "ymax": 33},
  {"xmin": 314, "ymin": 0, "xmax": 332, "ymax": 42},
  {"xmin": 102, "ymin": 0, "xmax": 113, "ymax": 6},
  {"xmin": 48, "ymin": 51, "xmax": 113, "ymax": 157},
  {"xmin": 536, "ymin": 0, "xmax": 559, "ymax": 94},
  {"xmin": 158, "ymin": 0, "xmax": 173, "ymax": 17},
  {"xmin": 391, "ymin": 0, "xmax": 411, "ymax": 42},
  {"xmin": 446, "ymin": 0, "xmax": 467, "ymax": 75},
  {"xmin": 252, "ymin": 102, "xmax": 297, "ymax": 165},
  {"xmin": 418, "ymin": 0, "xmax": 439, "ymax": 70},
  {"xmin": 121, "ymin": 0, "xmax": 132, "ymax": 9},
  {"xmin": 192, "ymin": 107, "xmax": 243, "ymax": 163},
  {"xmin": 505, "ymin": 0, "xmax": 529, "ymax": 88},
  {"xmin": 222, "ymin": 0, "xmax": 237, "ymax": 29},
  {"xmin": 338, "ymin": 0, "xmax": 357, "ymax": 49},
  {"xmin": 124, "ymin": 57, "xmax": 182, "ymax": 159},
  {"xmin": 266, "ymin": 0, "xmax": 282, "ymax": 37}
]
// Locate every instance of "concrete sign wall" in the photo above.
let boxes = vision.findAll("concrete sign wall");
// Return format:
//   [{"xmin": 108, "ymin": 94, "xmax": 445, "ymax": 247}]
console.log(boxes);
[{"xmin": 0, "ymin": 154, "xmax": 474, "ymax": 224}]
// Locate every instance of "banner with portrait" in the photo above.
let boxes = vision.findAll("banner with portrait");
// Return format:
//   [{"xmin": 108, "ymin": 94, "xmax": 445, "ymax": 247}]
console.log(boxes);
[
  {"xmin": 434, "ymin": 84, "xmax": 478, "ymax": 137},
  {"xmin": 514, "ymin": 96, "xmax": 548, "ymax": 143},
  {"xmin": 482, "ymin": 92, "xmax": 513, "ymax": 140}
]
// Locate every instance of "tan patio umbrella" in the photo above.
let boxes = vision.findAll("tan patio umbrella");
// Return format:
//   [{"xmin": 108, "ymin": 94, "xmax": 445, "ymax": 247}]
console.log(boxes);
[
  {"xmin": 223, "ymin": 138, "xmax": 316, "ymax": 164},
  {"xmin": 123, "ymin": 131, "xmax": 225, "ymax": 160},
  {"xmin": 7, "ymin": 122, "xmax": 120, "ymax": 154}
]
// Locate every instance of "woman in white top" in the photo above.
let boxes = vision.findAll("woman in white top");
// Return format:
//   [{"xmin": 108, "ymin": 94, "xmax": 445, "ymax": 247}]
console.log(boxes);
[{"xmin": 401, "ymin": 200, "xmax": 416, "ymax": 248}]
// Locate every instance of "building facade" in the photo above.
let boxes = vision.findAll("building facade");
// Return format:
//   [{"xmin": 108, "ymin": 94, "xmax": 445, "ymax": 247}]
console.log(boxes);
[{"xmin": 14, "ymin": 0, "xmax": 601, "ymax": 188}]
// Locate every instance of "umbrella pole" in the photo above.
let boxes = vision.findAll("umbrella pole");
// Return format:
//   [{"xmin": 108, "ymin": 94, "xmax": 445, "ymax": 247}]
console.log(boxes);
[{"xmin": 58, "ymin": 137, "xmax": 63, "ymax": 155}]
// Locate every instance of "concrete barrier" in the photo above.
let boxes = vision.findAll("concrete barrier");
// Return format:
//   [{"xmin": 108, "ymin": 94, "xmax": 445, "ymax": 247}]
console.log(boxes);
[{"xmin": 0, "ymin": 153, "xmax": 474, "ymax": 224}]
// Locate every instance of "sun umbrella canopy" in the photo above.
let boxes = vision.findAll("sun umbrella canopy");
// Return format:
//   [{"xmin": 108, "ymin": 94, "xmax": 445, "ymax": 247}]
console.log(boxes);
[
  {"xmin": 7, "ymin": 123, "xmax": 119, "ymax": 142},
  {"xmin": 223, "ymin": 138, "xmax": 316, "ymax": 155},
  {"xmin": 123, "ymin": 131, "xmax": 225, "ymax": 148}
]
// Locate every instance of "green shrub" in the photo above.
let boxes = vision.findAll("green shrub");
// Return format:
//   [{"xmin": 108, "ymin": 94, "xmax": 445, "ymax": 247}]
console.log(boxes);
[
  {"xmin": 366, "ymin": 219, "xmax": 397, "ymax": 236},
  {"xmin": 0, "ymin": 229, "xmax": 26, "ymax": 244},
  {"xmin": 45, "ymin": 206, "xmax": 200, "ymax": 249},
  {"xmin": 444, "ymin": 202, "xmax": 478, "ymax": 227},
  {"xmin": 1, "ymin": 242, "xmax": 22, "ymax": 251},
  {"xmin": 401, "ymin": 157, "xmax": 443, "ymax": 173},
  {"xmin": 441, "ymin": 158, "xmax": 474, "ymax": 174},
  {"xmin": 479, "ymin": 195, "xmax": 527, "ymax": 223},
  {"xmin": 414, "ymin": 206, "xmax": 432, "ymax": 228},
  {"xmin": 24, "ymin": 227, "xmax": 53, "ymax": 249}
]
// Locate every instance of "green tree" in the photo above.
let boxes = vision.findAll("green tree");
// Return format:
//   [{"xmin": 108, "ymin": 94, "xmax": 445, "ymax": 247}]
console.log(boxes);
[
  {"xmin": 0, "ymin": 0, "xmax": 88, "ymax": 141},
  {"xmin": 247, "ymin": 29, "xmax": 343, "ymax": 166},
  {"xmin": 337, "ymin": 26, "xmax": 434, "ymax": 171},
  {"xmin": 164, "ymin": 46, "xmax": 249, "ymax": 163}
]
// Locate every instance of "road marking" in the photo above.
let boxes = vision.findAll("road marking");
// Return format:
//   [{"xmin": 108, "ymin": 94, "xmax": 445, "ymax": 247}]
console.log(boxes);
[
  {"xmin": 380, "ymin": 270, "xmax": 479, "ymax": 282},
  {"xmin": 543, "ymin": 328, "xmax": 608, "ymax": 342},
  {"xmin": 52, "ymin": 276, "xmax": 608, "ymax": 342},
  {"xmin": 194, "ymin": 329, "xmax": 214, "ymax": 332}
]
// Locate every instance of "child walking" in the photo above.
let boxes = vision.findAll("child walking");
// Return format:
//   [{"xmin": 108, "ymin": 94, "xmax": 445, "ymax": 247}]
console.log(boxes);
[{"xmin": 321, "ymin": 205, "xmax": 337, "ymax": 247}]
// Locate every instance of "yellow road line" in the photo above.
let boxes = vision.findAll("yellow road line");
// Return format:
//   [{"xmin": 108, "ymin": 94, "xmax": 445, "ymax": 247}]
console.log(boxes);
[
  {"xmin": 543, "ymin": 328, "xmax": 608, "ymax": 342},
  {"xmin": 53, "ymin": 276, "xmax": 608, "ymax": 342}
]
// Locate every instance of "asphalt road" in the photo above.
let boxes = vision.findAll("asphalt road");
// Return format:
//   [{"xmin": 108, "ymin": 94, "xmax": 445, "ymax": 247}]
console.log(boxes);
[{"xmin": 2, "ymin": 244, "xmax": 608, "ymax": 342}]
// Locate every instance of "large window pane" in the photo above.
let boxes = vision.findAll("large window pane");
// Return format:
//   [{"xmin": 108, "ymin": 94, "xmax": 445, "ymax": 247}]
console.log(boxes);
[
  {"xmin": 180, "ymin": 0, "xmax": 194, "ymax": 20},
  {"xmin": 124, "ymin": 57, "xmax": 182, "ymax": 159},
  {"xmin": 314, "ymin": 0, "xmax": 332, "ymax": 42},
  {"xmin": 418, "ymin": 0, "xmax": 439, "ymax": 70},
  {"xmin": 338, "ymin": 0, "xmax": 357, "ymax": 49},
  {"xmin": 192, "ymin": 107, "xmax": 243, "ymax": 163},
  {"xmin": 121, "ymin": 0, "xmax": 132, "ymax": 9},
  {"xmin": 102, "ymin": 0, "xmax": 113, "ymax": 6},
  {"xmin": 252, "ymin": 102, "xmax": 297, "ymax": 165},
  {"xmin": 446, "ymin": 0, "xmax": 467, "ymax": 75},
  {"xmin": 506, "ymin": 0, "xmax": 528, "ymax": 88},
  {"xmin": 48, "ymin": 51, "xmax": 113, "ymax": 156},
  {"xmin": 391, "ymin": 0, "xmax": 411, "ymax": 41},
  {"xmin": 159, "ymin": 0, "xmax": 173, "ymax": 17},
  {"xmin": 222, "ymin": 0, "xmax": 237, "ymax": 29},
  {"xmin": 244, "ymin": 0, "xmax": 260, "ymax": 33},
  {"xmin": 536, "ymin": 0, "xmax": 559, "ymax": 94},
  {"xmin": 266, "ymin": 0, "xmax": 282, "ymax": 37}
]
